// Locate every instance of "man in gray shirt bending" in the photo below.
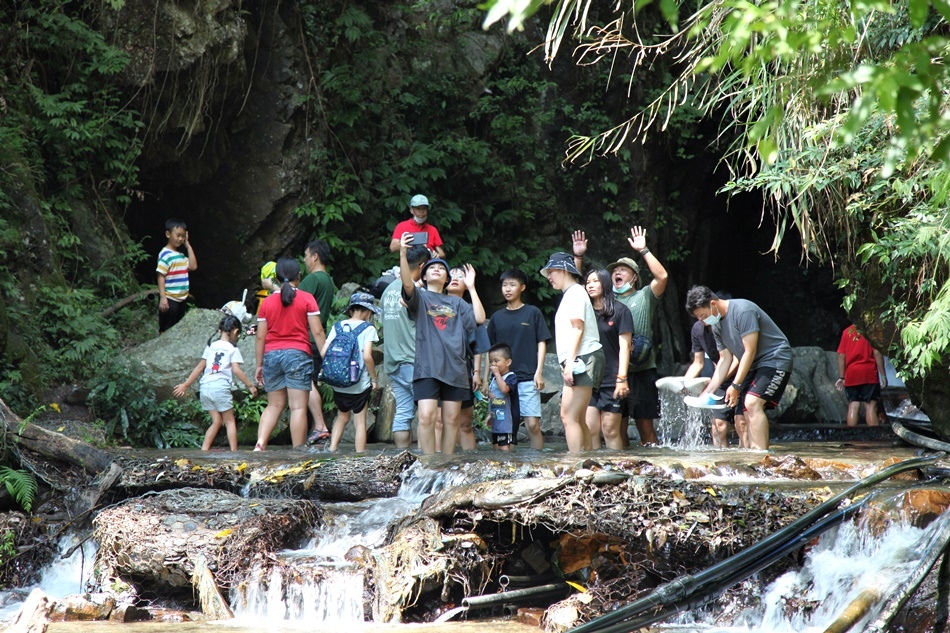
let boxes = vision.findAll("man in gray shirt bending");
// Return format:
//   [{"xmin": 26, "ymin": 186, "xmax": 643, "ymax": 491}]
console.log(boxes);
[{"xmin": 685, "ymin": 286, "xmax": 793, "ymax": 450}]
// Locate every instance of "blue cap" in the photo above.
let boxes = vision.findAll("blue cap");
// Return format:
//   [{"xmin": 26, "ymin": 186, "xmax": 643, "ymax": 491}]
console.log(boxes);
[
  {"xmin": 410, "ymin": 194, "xmax": 429, "ymax": 208},
  {"xmin": 422, "ymin": 258, "xmax": 449, "ymax": 277},
  {"xmin": 540, "ymin": 252, "xmax": 580, "ymax": 277},
  {"xmin": 347, "ymin": 291, "xmax": 380, "ymax": 314}
]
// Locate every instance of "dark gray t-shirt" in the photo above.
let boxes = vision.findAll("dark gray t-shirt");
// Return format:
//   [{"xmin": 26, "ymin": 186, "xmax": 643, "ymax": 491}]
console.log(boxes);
[
  {"xmin": 404, "ymin": 286, "xmax": 477, "ymax": 389},
  {"xmin": 713, "ymin": 299, "xmax": 793, "ymax": 371}
]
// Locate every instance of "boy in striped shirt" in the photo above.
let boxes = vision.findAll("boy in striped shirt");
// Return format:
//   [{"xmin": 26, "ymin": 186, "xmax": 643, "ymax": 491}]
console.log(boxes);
[{"xmin": 157, "ymin": 218, "xmax": 198, "ymax": 333}]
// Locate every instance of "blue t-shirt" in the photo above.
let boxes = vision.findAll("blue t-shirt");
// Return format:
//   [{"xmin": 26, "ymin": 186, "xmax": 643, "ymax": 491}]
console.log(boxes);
[{"xmin": 489, "ymin": 371, "xmax": 519, "ymax": 434}]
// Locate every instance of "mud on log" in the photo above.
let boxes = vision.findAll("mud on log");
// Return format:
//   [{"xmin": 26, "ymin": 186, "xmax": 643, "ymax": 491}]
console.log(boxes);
[
  {"xmin": 114, "ymin": 451, "xmax": 418, "ymax": 502},
  {"xmin": 93, "ymin": 488, "xmax": 320, "ymax": 593}
]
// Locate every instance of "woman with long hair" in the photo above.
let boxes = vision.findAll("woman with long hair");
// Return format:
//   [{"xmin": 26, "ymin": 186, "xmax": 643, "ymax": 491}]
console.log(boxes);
[
  {"xmin": 254, "ymin": 258, "xmax": 326, "ymax": 450},
  {"xmin": 584, "ymin": 269, "xmax": 633, "ymax": 449},
  {"xmin": 541, "ymin": 252, "xmax": 604, "ymax": 452}
]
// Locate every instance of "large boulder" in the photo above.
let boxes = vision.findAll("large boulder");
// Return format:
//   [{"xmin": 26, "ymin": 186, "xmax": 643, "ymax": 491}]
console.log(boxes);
[
  {"xmin": 774, "ymin": 347, "xmax": 848, "ymax": 424},
  {"xmin": 126, "ymin": 309, "xmax": 257, "ymax": 397}
]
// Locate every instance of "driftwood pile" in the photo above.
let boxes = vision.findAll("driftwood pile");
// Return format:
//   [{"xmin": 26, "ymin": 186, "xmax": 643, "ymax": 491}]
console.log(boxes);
[{"xmin": 93, "ymin": 488, "xmax": 320, "ymax": 592}]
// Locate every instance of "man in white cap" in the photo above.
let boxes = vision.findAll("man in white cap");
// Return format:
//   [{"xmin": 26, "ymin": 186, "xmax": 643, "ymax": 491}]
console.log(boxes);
[
  {"xmin": 390, "ymin": 194, "xmax": 446, "ymax": 258},
  {"xmin": 573, "ymin": 226, "xmax": 668, "ymax": 445}
]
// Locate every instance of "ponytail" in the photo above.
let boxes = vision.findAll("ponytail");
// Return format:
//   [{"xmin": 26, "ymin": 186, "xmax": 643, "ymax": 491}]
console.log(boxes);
[
  {"xmin": 210, "ymin": 314, "xmax": 242, "ymax": 346},
  {"xmin": 275, "ymin": 257, "xmax": 301, "ymax": 307}
]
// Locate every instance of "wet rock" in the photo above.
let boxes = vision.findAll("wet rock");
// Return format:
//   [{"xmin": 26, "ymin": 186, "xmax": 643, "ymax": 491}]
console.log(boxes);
[
  {"xmin": 7, "ymin": 588, "xmax": 51, "ymax": 633},
  {"xmin": 48, "ymin": 594, "xmax": 115, "ymax": 622},
  {"xmin": 683, "ymin": 466, "xmax": 709, "ymax": 479},
  {"xmin": 758, "ymin": 455, "xmax": 821, "ymax": 480},
  {"xmin": 896, "ymin": 489, "xmax": 950, "ymax": 527},
  {"xmin": 108, "ymin": 604, "xmax": 152, "ymax": 622},
  {"xmin": 517, "ymin": 607, "xmax": 545, "ymax": 627},
  {"xmin": 777, "ymin": 347, "xmax": 848, "ymax": 423},
  {"xmin": 881, "ymin": 456, "xmax": 920, "ymax": 481}
]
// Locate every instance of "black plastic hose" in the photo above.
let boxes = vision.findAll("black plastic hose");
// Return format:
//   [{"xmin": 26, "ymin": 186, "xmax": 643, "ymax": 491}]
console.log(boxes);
[
  {"xmin": 892, "ymin": 418, "xmax": 950, "ymax": 452},
  {"xmin": 568, "ymin": 453, "xmax": 944, "ymax": 633}
]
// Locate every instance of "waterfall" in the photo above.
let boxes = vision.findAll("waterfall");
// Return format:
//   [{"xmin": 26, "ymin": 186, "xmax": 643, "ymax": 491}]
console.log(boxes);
[{"xmin": 229, "ymin": 462, "xmax": 475, "ymax": 623}]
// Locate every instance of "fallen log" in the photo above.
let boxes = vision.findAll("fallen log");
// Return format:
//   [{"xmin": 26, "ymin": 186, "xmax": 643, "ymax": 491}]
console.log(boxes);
[
  {"xmin": 193, "ymin": 554, "xmax": 234, "ymax": 620},
  {"xmin": 113, "ymin": 451, "xmax": 418, "ymax": 502},
  {"xmin": 93, "ymin": 488, "xmax": 320, "ymax": 593}
]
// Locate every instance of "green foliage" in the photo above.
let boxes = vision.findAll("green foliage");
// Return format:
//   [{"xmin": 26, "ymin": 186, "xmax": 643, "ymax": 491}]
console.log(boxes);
[
  {"xmin": 88, "ymin": 364, "xmax": 203, "ymax": 448},
  {"xmin": 0, "ymin": 531, "xmax": 16, "ymax": 569},
  {"xmin": 0, "ymin": 467, "xmax": 37, "ymax": 513},
  {"xmin": 0, "ymin": 1, "xmax": 149, "ymax": 413}
]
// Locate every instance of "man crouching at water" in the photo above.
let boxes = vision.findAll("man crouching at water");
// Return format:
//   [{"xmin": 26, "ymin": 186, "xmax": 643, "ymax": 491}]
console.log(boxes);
[{"xmin": 685, "ymin": 286, "xmax": 793, "ymax": 450}]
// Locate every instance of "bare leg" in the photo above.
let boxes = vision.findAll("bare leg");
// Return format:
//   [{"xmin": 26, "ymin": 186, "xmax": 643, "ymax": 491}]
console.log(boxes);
[
  {"xmin": 434, "ymin": 407, "xmax": 443, "ymax": 452},
  {"xmin": 440, "ymin": 400, "xmax": 462, "ymax": 455},
  {"xmin": 417, "ymin": 399, "xmax": 439, "ymax": 454},
  {"xmin": 711, "ymin": 416, "xmax": 729, "ymax": 448},
  {"xmin": 203, "ymin": 410, "xmax": 224, "ymax": 451},
  {"xmin": 561, "ymin": 385, "xmax": 592, "ymax": 452},
  {"xmin": 735, "ymin": 414, "xmax": 749, "ymax": 448},
  {"xmin": 308, "ymin": 382, "xmax": 329, "ymax": 434},
  {"xmin": 601, "ymin": 411, "xmax": 623, "ymax": 450},
  {"xmin": 585, "ymin": 406, "xmax": 602, "ymax": 450},
  {"xmin": 635, "ymin": 418, "xmax": 658, "ymax": 445},
  {"xmin": 222, "ymin": 410, "xmax": 238, "ymax": 451},
  {"xmin": 620, "ymin": 417, "xmax": 630, "ymax": 448},
  {"xmin": 846, "ymin": 401, "xmax": 861, "ymax": 427},
  {"xmin": 743, "ymin": 395, "xmax": 770, "ymax": 450},
  {"xmin": 353, "ymin": 409, "xmax": 367, "ymax": 452},
  {"xmin": 329, "ymin": 410, "xmax": 351, "ymax": 452},
  {"xmin": 458, "ymin": 405, "xmax": 477, "ymax": 450},
  {"xmin": 523, "ymin": 416, "xmax": 544, "ymax": 449},
  {"xmin": 865, "ymin": 400, "xmax": 880, "ymax": 427},
  {"xmin": 287, "ymin": 388, "xmax": 310, "ymax": 448},
  {"xmin": 257, "ymin": 389, "xmax": 288, "ymax": 450},
  {"xmin": 393, "ymin": 430, "xmax": 411, "ymax": 448}
]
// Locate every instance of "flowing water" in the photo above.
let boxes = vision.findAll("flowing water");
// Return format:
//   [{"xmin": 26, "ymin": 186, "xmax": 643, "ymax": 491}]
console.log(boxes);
[{"xmin": 3, "ymin": 441, "xmax": 946, "ymax": 633}]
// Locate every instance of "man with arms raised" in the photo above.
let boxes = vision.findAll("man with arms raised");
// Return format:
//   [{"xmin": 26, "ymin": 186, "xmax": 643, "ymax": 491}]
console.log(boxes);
[
  {"xmin": 573, "ymin": 226, "xmax": 668, "ymax": 445},
  {"xmin": 685, "ymin": 286, "xmax": 793, "ymax": 450}
]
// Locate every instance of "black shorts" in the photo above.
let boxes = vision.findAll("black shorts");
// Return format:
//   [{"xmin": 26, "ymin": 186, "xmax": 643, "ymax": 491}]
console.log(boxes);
[
  {"xmin": 310, "ymin": 344, "xmax": 324, "ymax": 384},
  {"xmin": 737, "ymin": 366, "xmax": 791, "ymax": 414},
  {"xmin": 711, "ymin": 388, "xmax": 736, "ymax": 422},
  {"xmin": 158, "ymin": 298, "xmax": 187, "ymax": 333},
  {"xmin": 414, "ymin": 378, "xmax": 469, "ymax": 403},
  {"xmin": 845, "ymin": 383, "xmax": 881, "ymax": 403},
  {"xmin": 625, "ymin": 368, "xmax": 661, "ymax": 420},
  {"xmin": 589, "ymin": 389, "xmax": 624, "ymax": 413},
  {"xmin": 492, "ymin": 432, "xmax": 514, "ymax": 446},
  {"xmin": 333, "ymin": 388, "xmax": 372, "ymax": 414}
]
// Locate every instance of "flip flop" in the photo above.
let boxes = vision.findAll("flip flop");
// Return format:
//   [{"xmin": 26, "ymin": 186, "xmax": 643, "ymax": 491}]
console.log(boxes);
[{"xmin": 307, "ymin": 430, "xmax": 331, "ymax": 445}]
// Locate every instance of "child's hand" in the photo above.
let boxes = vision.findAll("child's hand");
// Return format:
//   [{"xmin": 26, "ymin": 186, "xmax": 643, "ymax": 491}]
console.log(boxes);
[
  {"xmin": 159, "ymin": 297, "xmax": 169, "ymax": 312},
  {"xmin": 249, "ymin": 385, "xmax": 258, "ymax": 398},
  {"xmin": 173, "ymin": 383, "xmax": 187, "ymax": 397}
]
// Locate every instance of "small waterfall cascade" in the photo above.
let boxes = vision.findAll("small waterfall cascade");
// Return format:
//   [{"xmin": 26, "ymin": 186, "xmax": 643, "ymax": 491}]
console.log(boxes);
[
  {"xmin": 229, "ymin": 462, "xmax": 477, "ymax": 622},
  {"xmin": 669, "ymin": 492, "xmax": 950, "ymax": 632},
  {"xmin": 0, "ymin": 532, "xmax": 98, "ymax": 620},
  {"xmin": 657, "ymin": 390, "xmax": 709, "ymax": 450}
]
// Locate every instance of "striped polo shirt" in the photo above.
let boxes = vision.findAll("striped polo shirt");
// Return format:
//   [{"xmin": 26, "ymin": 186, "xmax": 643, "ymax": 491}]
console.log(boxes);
[{"xmin": 156, "ymin": 247, "xmax": 190, "ymax": 302}]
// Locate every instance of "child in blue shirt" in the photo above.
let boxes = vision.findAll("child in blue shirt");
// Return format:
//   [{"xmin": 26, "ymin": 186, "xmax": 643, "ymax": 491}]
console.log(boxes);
[{"xmin": 487, "ymin": 343, "xmax": 520, "ymax": 451}]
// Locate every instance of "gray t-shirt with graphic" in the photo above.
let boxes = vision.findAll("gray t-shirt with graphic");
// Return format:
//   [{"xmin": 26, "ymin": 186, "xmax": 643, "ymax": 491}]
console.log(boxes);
[
  {"xmin": 403, "ymin": 286, "xmax": 476, "ymax": 390},
  {"xmin": 713, "ymin": 298, "xmax": 793, "ymax": 371},
  {"xmin": 381, "ymin": 278, "xmax": 415, "ymax": 373}
]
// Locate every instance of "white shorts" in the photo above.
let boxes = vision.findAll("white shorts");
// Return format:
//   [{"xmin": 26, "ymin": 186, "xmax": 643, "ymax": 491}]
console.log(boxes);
[
  {"xmin": 517, "ymin": 381, "xmax": 541, "ymax": 418},
  {"xmin": 199, "ymin": 380, "xmax": 234, "ymax": 412}
]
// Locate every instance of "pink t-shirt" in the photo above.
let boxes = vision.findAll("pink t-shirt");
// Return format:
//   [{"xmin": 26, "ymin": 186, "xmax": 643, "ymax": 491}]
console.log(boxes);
[
  {"xmin": 392, "ymin": 219, "xmax": 443, "ymax": 250},
  {"xmin": 258, "ymin": 290, "xmax": 319, "ymax": 355}
]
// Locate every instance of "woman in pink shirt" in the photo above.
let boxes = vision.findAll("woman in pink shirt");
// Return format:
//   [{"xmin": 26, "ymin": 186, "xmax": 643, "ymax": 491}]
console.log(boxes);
[{"xmin": 255, "ymin": 258, "xmax": 326, "ymax": 450}]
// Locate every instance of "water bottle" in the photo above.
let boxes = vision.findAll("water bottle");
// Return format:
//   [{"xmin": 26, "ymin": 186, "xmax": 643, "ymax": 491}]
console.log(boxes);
[{"xmin": 349, "ymin": 360, "xmax": 359, "ymax": 383}]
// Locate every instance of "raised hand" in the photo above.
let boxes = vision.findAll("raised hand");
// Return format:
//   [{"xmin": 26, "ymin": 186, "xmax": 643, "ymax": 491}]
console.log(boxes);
[
  {"xmin": 572, "ymin": 230, "xmax": 588, "ymax": 257},
  {"xmin": 628, "ymin": 226, "xmax": 647, "ymax": 252},
  {"xmin": 462, "ymin": 263, "xmax": 477, "ymax": 289}
]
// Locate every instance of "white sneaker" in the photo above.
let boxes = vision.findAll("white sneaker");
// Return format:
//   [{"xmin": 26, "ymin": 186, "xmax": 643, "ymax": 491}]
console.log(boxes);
[{"xmin": 684, "ymin": 393, "xmax": 731, "ymax": 410}]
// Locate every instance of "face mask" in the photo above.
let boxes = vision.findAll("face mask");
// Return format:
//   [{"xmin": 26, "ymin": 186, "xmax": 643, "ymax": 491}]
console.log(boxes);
[
  {"xmin": 614, "ymin": 282, "xmax": 632, "ymax": 295},
  {"xmin": 703, "ymin": 306, "xmax": 721, "ymax": 326},
  {"xmin": 412, "ymin": 214, "xmax": 426, "ymax": 225}
]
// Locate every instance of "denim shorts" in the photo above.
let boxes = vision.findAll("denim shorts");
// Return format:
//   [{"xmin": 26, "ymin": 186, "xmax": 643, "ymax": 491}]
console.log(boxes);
[
  {"xmin": 199, "ymin": 380, "xmax": 233, "ymax": 412},
  {"xmin": 262, "ymin": 348, "xmax": 313, "ymax": 392},
  {"xmin": 517, "ymin": 381, "xmax": 542, "ymax": 418}
]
